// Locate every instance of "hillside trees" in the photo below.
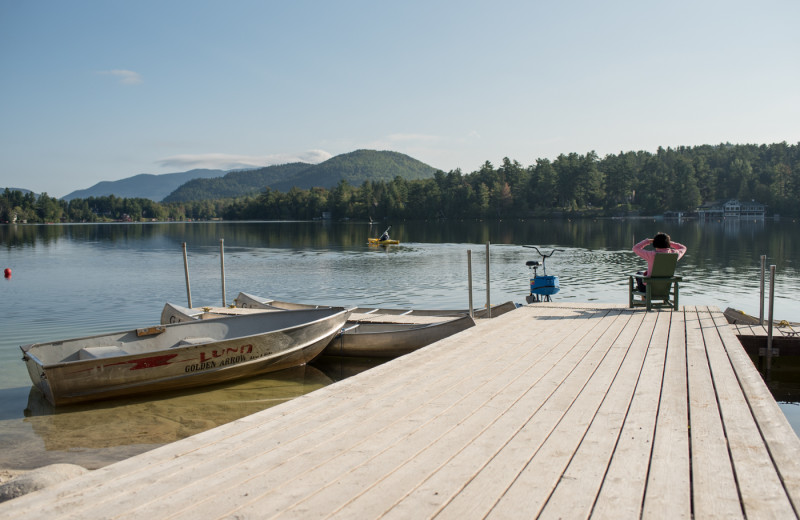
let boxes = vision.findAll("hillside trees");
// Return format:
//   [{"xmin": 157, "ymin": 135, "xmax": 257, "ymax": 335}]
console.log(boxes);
[
  {"xmin": 602, "ymin": 152, "xmax": 638, "ymax": 209},
  {"xmin": 671, "ymin": 156, "xmax": 703, "ymax": 211},
  {"xmin": 528, "ymin": 159, "xmax": 558, "ymax": 209},
  {"xmin": 35, "ymin": 192, "xmax": 63, "ymax": 222}
]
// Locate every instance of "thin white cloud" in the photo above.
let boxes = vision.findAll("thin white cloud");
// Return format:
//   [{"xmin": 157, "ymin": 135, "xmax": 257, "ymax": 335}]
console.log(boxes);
[
  {"xmin": 98, "ymin": 69, "xmax": 142, "ymax": 85},
  {"xmin": 156, "ymin": 150, "xmax": 332, "ymax": 171}
]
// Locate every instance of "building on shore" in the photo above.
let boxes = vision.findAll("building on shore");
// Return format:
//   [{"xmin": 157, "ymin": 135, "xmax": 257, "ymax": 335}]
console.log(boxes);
[{"xmin": 696, "ymin": 199, "xmax": 766, "ymax": 219}]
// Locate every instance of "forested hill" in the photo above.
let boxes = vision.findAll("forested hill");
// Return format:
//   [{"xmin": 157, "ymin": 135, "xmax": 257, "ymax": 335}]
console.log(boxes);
[
  {"xmin": 163, "ymin": 150, "xmax": 437, "ymax": 202},
  {"xmin": 162, "ymin": 163, "xmax": 311, "ymax": 203},
  {"xmin": 271, "ymin": 150, "xmax": 437, "ymax": 191}
]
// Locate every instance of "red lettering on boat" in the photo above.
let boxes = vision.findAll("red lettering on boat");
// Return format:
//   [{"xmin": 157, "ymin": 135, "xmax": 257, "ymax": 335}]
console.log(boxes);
[
  {"xmin": 105, "ymin": 353, "xmax": 179, "ymax": 371},
  {"xmin": 200, "ymin": 350, "xmax": 224, "ymax": 363}
]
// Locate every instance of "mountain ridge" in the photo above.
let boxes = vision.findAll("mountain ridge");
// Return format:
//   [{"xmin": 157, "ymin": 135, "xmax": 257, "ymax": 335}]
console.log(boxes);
[
  {"xmin": 51, "ymin": 150, "xmax": 436, "ymax": 203},
  {"xmin": 61, "ymin": 169, "xmax": 227, "ymax": 201}
]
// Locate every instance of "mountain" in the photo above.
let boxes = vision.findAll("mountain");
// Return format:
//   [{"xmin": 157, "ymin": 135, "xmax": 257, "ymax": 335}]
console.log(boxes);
[
  {"xmin": 272, "ymin": 150, "xmax": 437, "ymax": 191},
  {"xmin": 164, "ymin": 150, "xmax": 438, "ymax": 202},
  {"xmin": 61, "ymin": 169, "xmax": 226, "ymax": 201}
]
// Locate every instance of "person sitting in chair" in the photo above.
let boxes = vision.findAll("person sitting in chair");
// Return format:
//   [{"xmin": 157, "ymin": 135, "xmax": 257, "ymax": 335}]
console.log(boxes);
[{"xmin": 633, "ymin": 232, "xmax": 687, "ymax": 292}]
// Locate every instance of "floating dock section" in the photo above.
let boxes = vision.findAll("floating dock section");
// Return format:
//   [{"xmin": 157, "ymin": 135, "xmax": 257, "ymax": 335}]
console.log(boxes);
[
  {"xmin": 2, "ymin": 304, "xmax": 799, "ymax": 519},
  {"xmin": 727, "ymin": 311, "xmax": 800, "ymax": 357}
]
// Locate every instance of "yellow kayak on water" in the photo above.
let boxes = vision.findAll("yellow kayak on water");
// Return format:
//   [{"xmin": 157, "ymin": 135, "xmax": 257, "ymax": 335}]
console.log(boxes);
[{"xmin": 368, "ymin": 238, "xmax": 399, "ymax": 245}]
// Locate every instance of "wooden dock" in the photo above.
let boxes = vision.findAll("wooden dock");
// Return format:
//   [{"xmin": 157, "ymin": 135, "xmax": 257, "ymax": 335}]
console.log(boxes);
[{"xmin": 3, "ymin": 304, "xmax": 800, "ymax": 519}]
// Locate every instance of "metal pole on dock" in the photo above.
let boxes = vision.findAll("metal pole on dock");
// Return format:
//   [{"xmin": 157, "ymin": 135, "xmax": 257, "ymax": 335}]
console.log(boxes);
[
  {"xmin": 766, "ymin": 264, "xmax": 776, "ymax": 373},
  {"xmin": 485, "ymin": 242, "xmax": 491, "ymax": 318},
  {"xmin": 467, "ymin": 250, "xmax": 474, "ymax": 318},
  {"xmin": 220, "ymin": 239, "xmax": 226, "ymax": 307},
  {"xmin": 182, "ymin": 242, "xmax": 192, "ymax": 308},
  {"xmin": 760, "ymin": 255, "xmax": 766, "ymax": 324}
]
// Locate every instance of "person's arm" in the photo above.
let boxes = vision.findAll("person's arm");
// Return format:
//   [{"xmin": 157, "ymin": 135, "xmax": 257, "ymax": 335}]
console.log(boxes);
[
  {"xmin": 670, "ymin": 241, "xmax": 687, "ymax": 259},
  {"xmin": 633, "ymin": 238, "xmax": 652, "ymax": 256}
]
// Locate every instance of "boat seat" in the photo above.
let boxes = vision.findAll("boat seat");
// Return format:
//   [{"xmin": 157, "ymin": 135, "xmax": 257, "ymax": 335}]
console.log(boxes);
[
  {"xmin": 78, "ymin": 346, "xmax": 128, "ymax": 360},
  {"xmin": 176, "ymin": 337, "xmax": 216, "ymax": 347}
]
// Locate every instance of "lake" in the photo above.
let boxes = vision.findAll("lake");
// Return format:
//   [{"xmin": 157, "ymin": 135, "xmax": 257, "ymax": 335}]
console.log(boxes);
[{"xmin": 1, "ymin": 218, "xmax": 798, "ymax": 470}]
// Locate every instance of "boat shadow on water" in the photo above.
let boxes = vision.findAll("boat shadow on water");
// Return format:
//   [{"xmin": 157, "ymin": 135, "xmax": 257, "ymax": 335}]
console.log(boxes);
[
  {"xmin": 310, "ymin": 355, "xmax": 389, "ymax": 383},
  {"xmin": 0, "ymin": 365, "xmax": 332, "ymax": 470}
]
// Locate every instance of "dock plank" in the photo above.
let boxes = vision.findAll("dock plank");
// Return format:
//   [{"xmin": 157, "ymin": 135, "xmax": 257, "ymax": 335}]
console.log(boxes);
[
  {"xmin": 641, "ymin": 308, "xmax": 691, "ymax": 519},
  {"xmin": 685, "ymin": 307, "xmax": 745, "ymax": 519}
]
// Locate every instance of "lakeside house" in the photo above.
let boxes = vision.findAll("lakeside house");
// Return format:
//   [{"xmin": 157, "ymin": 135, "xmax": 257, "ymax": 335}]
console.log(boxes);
[{"xmin": 696, "ymin": 199, "xmax": 766, "ymax": 219}]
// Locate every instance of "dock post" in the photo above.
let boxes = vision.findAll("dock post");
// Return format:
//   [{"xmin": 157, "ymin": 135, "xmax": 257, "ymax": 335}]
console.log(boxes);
[
  {"xmin": 182, "ymin": 242, "xmax": 192, "ymax": 308},
  {"xmin": 760, "ymin": 255, "xmax": 766, "ymax": 324},
  {"xmin": 220, "ymin": 239, "xmax": 226, "ymax": 307},
  {"xmin": 467, "ymin": 250, "xmax": 473, "ymax": 318},
  {"xmin": 485, "ymin": 242, "xmax": 491, "ymax": 318},
  {"xmin": 766, "ymin": 264, "xmax": 776, "ymax": 373}
]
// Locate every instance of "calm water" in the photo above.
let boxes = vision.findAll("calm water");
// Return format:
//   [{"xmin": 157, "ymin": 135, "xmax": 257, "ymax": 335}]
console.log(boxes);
[{"xmin": 1, "ymin": 219, "xmax": 798, "ymax": 470}]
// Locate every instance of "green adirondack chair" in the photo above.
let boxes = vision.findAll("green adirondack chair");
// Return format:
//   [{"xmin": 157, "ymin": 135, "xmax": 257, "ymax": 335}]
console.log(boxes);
[{"xmin": 628, "ymin": 252, "xmax": 682, "ymax": 311}]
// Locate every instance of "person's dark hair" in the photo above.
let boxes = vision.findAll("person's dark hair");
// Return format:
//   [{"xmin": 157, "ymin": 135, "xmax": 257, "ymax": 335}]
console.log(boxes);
[{"xmin": 653, "ymin": 232, "xmax": 671, "ymax": 249}]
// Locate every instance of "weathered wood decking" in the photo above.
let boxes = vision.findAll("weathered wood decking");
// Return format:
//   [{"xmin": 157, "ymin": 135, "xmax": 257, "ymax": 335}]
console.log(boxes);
[{"xmin": 3, "ymin": 304, "xmax": 800, "ymax": 519}]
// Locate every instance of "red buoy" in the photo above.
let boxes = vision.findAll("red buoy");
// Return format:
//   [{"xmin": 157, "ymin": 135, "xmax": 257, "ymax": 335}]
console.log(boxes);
[{"xmin": 3, "ymin": 268, "xmax": 11, "ymax": 278}]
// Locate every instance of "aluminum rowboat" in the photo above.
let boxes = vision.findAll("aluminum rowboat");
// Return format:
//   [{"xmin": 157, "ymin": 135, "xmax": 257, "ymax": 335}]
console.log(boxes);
[{"xmin": 21, "ymin": 307, "xmax": 350, "ymax": 406}]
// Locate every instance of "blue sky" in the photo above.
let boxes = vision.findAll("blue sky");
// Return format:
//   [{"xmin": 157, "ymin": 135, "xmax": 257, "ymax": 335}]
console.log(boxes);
[{"xmin": 2, "ymin": 0, "xmax": 799, "ymax": 198}]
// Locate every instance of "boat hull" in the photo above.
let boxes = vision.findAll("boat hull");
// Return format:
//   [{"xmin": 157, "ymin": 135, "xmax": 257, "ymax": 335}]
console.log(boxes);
[
  {"xmin": 21, "ymin": 308, "xmax": 350, "ymax": 406},
  {"xmin": 323, "ymin": 314, "xmax": 476, "ymax": 358}
]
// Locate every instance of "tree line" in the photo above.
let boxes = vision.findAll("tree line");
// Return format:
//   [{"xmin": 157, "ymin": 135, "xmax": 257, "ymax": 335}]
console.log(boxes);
[{"xmin": 3, "ymin": 142, "xmax": 799, "ymax": 223}]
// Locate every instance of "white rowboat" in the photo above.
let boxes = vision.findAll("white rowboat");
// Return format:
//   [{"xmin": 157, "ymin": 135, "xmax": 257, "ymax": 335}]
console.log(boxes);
[{"xmin": 233, "ymin": 292, "xmax": 517, "ymax": 320}]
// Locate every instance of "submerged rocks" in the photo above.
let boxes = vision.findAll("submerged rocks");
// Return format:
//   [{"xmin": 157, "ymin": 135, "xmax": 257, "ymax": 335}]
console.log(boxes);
[{"xmin": 0, "ymin": 464, "xmax": 88, "ymax": 503}]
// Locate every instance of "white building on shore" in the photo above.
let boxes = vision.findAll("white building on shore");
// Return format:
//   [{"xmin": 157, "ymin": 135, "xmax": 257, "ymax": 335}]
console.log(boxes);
[{"xmin": 696, "ymin": 199, "xmax": 766, "ymax": 219}]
